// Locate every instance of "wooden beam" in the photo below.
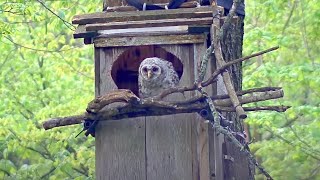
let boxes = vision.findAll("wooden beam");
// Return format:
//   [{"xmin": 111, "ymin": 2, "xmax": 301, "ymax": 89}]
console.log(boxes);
[
  {"xmin": 74, "ymin": 25, "xmax": 210, "ymax": 40},
  {"xmin": 74, "ymin": 25, "xmax": 97, "ymax": 39},
  {"xmin": 86, "ymin": 17, "xmax": 213, "ymax": 31},
  {"xmin": 98, "ymin": 26, "xmax": 190, "ymax": 37},
  {"xmin": 72, "ymin": 7, "xmax": 218, "ymax": 25},
  {"xmin": 94, "ymin": 34, "xmax": 206, "ymax": 47},
  {"xmin": 104, "ymin": 1, "xmax": 200, "ymax": 12}
]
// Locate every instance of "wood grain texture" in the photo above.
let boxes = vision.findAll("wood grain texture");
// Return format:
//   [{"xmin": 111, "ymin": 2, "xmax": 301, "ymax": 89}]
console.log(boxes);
[
  {"xmin": 103, "ymin": 0, "xmax": 193, "ymax": 8},
  {"xmin": 208, "ymin": 125, "xmax": 216, "ymax": 180},
  {"xmin": 74, "ymin": 25, "xmax": 97, "ymax": 39},
  {"xmin": 98, "ymin": 26, "xmax": 190, "ymax": 38},
  {"xmin": 193, "ymin": 42, "xmax": 213, "ymax": 180},
  {"xmin": 99, "ymin": 48, "xmax": 123, "ymax": 93},
  {"xmin": 104, "ymin": 1, "xmax": 199, "ymax": 12},
  {"xmin": 146, "ymin": 45, "xmax": 194, "ymax": 180},
  {"xmin": 86, "ymin": 17, "xmax": 213, "ymax": 31},
  {"xmin": 96, "ymin": 118, "xmax": 146, "ymax": 180},
  {"xmin": 95, "ymin": 47, "xmax": 146, "ymax": 180},
  {"xmin": 213, "ymin": 133, "xmax": 224, "ymax": 180},
  {"xmin": 94, "ymin": 34, "xmax": 206, "ymax": 48},
  {"xmin": 103, "ymin": 0, "xmax": 173, "ymax": 8},
  {"xmin": 72, "ymin": 7, "xmax": 217, "ymax": 25},
  {"xmin": 223, "ymin": 140, "xmax": 250, "ymax": 180},
  {"xmin": 145, "ymin": 115, "xmax": 193, "ymax": 180},
  {"xmin": 94, "ymin": 48, "xmax": 101, "ymax": 96},
  {"xmin": 95, "ymin": 36, "xmax": 219, "ymax": 180}
]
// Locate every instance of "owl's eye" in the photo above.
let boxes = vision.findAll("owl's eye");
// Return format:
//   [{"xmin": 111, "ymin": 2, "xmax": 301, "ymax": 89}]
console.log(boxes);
[
  {"xmin": 152, "ymin": 67, "xmax": 159, "ymax": 72},
  {"xmin": 142, "ymin": 67, "xmax": 148, "ymax": 73}
]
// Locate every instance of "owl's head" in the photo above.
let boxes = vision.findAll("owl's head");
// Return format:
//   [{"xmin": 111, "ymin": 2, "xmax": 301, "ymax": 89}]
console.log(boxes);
[{"xmin": 139, "ymin": 57, "xmax": 165, "ymax": 81}]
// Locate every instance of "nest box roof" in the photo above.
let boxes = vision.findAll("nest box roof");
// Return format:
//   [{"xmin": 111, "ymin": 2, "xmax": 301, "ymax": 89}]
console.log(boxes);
[{"xmin": 72, "ymin": 5, "xmax": 220, "ymax": 46}]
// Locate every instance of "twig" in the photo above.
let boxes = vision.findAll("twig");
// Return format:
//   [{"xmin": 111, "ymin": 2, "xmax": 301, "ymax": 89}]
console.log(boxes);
[
  {"xmin": 156, "ymin": 46, "xmax": 279, "ymax": 100},
  {"xmin": 87, "ymin": 89, "xmax": 140, "ymax": 113},
  {"xmin": 213, "ymin": 86, "xmax": 281, "ymax": 99},
  {"xmin": 217, "ymin": 127, "xmax": 274, "ymax": 179},
  {"xmin": 43, "ymin": 105, "xmax": 290, "ymax": 130},
  {"xmin": 213, "ymin": 23, "xmax": 247, "ymax": 118},
  {"xmin": 42, "ymin": 88, "xmax": 288, "ymax": 130},
  {"xmin": 36, "ymin": 0, "xmax": 76, "ymax": 31},
  {"xmin": 206, "ymin": 0, "xmax": 273, "ymax": 179},
  {"xmin": 202, "ymin": 46, "xmax": 279, "ymax": 87},
  {"xmin": 43, "ymin": 114, "xmax": 86, "ymax": 130}
]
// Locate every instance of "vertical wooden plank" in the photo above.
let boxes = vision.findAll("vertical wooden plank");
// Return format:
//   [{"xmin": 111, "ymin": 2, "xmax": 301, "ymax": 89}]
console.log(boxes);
[
  {"xmin": 146, "ymin": 44, "xmax": 194, "ymax": 180},
  {"xmin": 95, "ymin": 47, "xmax": 146, "ymax": 180},
  {"xmin": 208, "ymin": 125, "xmax": 216, "ymax": 180},
  {"xmin": 95, "ymin": 48, "xmax": 101, "ymax": 96},
  {"xmin": 96, "ymin": 119, "xmax": 146, "ymax": 180},
  {"xmin": 162, "ymin": 45, "xmax": 195, "ymax": 98},
  {"xmin": 193, "ymin": 42, "xmax": 212, "ymax": 180},
  {"xmin": 99, "ymin": 48, "xmax": 125, "ymax": 93},
  {"xmin": 214, "ymin": 133, "xmax": 224, "ymax": 180},
  {"xmin": 145, "ymin": 115, "xmax": 192, "ymax": 180}
]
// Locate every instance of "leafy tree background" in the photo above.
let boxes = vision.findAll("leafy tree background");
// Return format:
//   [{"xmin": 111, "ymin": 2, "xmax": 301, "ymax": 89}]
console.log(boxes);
[
  {"xmin": 244, "ymin": 0, "xmax": 320, "ymax": 179},
  {"xmin": 0, "ymin": 1, "xmax": 98, "ymax": 179},
  {"xmin": 0, "ymin": 0, "xmax": 319, "ymax": 179}
]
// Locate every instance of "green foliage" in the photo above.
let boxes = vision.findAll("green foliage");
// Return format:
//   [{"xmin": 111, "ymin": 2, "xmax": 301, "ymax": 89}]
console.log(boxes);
[
  {"xmin": 0, "ymin": 0, "xmax": 319, "ymax": 179},
  {"xmin": 0, "ymin": 0, "xmax": 100, "ymax": 178},
  {"xmin": 244, "ymin": 0, "xmax": 320, "ymax": 179}
]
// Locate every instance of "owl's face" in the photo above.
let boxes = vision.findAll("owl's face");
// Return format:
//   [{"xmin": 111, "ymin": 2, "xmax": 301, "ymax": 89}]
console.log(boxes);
[
  {"xmin": 138, "ymin": 57, "xmax": 179, "ymax": 98},
  {"xmin": 139, "ymin": 62, "xmax": 162, "ymax": 81}
]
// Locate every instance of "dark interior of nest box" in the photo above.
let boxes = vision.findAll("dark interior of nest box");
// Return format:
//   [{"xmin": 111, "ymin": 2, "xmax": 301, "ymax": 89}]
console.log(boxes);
[{"xmin": 111, "ymin": 45, "xmax": 183, "ymax": 96}]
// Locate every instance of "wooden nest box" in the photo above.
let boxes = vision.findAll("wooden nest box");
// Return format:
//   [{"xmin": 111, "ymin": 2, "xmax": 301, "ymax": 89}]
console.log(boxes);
[{"xmin": 72, "ymin": 1, "xmax": 243, "ymax": 180}]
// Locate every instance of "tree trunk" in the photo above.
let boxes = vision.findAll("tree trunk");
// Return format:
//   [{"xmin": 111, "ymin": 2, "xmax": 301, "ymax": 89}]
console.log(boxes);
[{"xmin": 219, "ymin": 3, "xmax": 255, "ymax": 179}]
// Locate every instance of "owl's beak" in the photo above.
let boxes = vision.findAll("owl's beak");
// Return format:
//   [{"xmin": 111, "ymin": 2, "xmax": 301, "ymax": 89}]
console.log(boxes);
[{"xmin": 147, "ymin": 70, "xmax": 152, "ymax": 79}]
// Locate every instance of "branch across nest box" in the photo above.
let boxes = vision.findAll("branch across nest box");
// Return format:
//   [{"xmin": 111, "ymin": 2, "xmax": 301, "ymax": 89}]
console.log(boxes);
[{"xmin": 42, "ymin": 46, "xmax": 290, "ymax": 131}]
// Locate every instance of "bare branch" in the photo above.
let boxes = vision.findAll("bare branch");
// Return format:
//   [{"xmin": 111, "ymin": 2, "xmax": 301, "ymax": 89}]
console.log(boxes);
[
  {"xmin": 35, "ymin": 0, "xmax": 76, "ymax": 31},
  {"xmin": 156, "ymin": 46, "xmax": 279, "ymax": 100},
  {"xmin": 42, "ymin": 88, "xmax": 289, "ymax": 130},
  {"xmin": 43, "ymin": 114, "xmax": 86, "ymax": 130}
]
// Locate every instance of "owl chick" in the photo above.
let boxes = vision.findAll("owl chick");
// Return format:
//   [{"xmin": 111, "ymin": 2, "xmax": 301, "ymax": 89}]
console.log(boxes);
[{"xmin": 138, "ymin": 57, "xmax": 179, "ymax": 98}]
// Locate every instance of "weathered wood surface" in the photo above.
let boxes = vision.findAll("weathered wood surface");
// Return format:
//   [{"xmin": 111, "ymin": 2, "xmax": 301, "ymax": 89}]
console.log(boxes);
[
  {"xmin": 146, "ymin": 115, "xmax": 193, "ymax": 180},
  {"xmin": 95, "ymin": 47, "xmax": 148, "ymax": 180},
  {"xmin": 215, "ymin": 0, "xmax": 252, "ymax": 178},
  {"xmin": 94, "ymin": 43, "xmax": 214, "ymax": 180},
  {"xmin": 193, "ymin": 42, "xmax": 212, "ymax": 179},
  {"xmin": 104, "ymin": 1, "xmax": 199, "ymax": 12},
  {"xmin": 103, "ymin": 0, "xmax": 195, "ymax": 9},
  {"xmin": 223, "ymin": 140, "xmax": 250, "ymax": 180},
  {"xmin": 94, "ymin": 34, "xmax": 206, "ymax": 47},
  {"xmin": 98, "ymin": 26, "xmax": 190, "ymax": 37},
  {"xmin": 146, "ymin": 44, "xmax": 197, "ymax": 180},
  {"xmin": 74, "ymin": 25, "xmax": 97, "ymax": 39},
  {"xmin": 72, "ymin": 7, "xmax": 217, "ymax": 25},
  {"xmin": 96, "ymin": 118, "xmax": 146, "ymax": 180},
  {"xmin": 86, "ymin": 17, "xmax": 213, "ymax": 31},
  {"xmin": 95, "ymin": 48, "xmax": 123, "ymax": 96}
]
